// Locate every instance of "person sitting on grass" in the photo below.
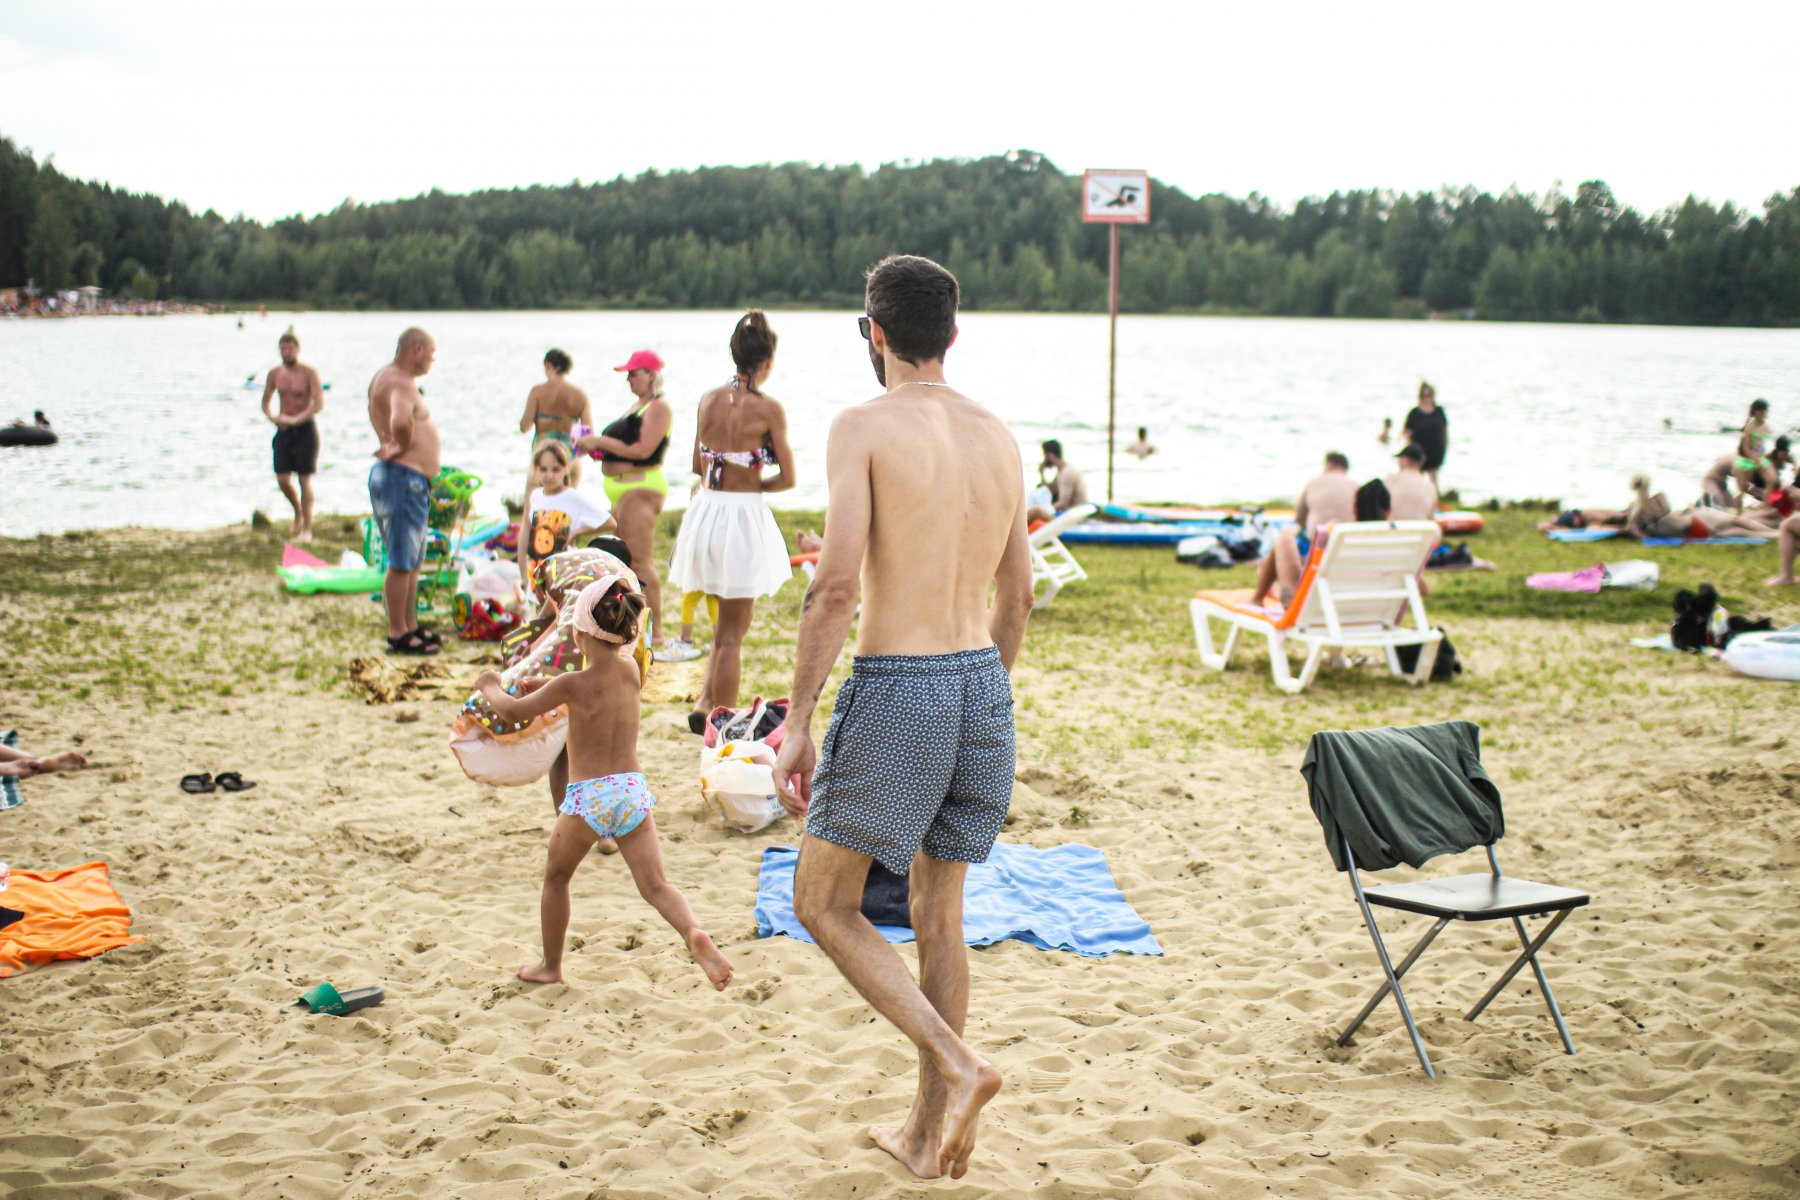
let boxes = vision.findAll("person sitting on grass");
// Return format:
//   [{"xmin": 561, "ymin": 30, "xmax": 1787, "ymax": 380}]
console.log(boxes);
[
  {"xmin": 1250, "ymin": 478, "xmax": 1391, "ymax": 609},
  {"xmin": 474, "ymin": 570, "xmax": 732, "ymax": 991},
  {"xmin": 1384, "ymin": 444, "xmax": 1440, "ymax": 521},
  {"xmin": 1625, "ymin": 475, "xmax": 1776, "ymax": 540},
  {"xmin": 0, "ymin": 741, "xmax": 88, "ymax": 779}
]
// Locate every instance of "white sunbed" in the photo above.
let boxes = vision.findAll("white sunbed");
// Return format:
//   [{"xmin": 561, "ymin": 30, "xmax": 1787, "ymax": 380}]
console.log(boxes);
[
  {"xmin": 1189, "ymin": 520, "xmax": 1442, "ymax": 693},
  {"xmin": 1029, "ymin": 503, "xmax": 1096, "ymax": 609}
]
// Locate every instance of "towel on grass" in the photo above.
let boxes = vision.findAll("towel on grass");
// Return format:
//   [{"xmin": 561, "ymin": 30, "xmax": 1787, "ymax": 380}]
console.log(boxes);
[
  {"xmin": 1547, "ymin": 528, "xmax": 1622, "ymax": 542},
  {"xmin": 1, "ymin": 731, "xmax": 19, "ymax": 811},
  {"xmin": 755, "ymin": 842, "xmax": 1162, "ymax": 957},
  {"xmin": 1640, "ymin": 536, "xmax": 1768, "ymax": 547},
  {"xmin": 0, "ymin": 863, "xmax": 146, "ymax": 978}
]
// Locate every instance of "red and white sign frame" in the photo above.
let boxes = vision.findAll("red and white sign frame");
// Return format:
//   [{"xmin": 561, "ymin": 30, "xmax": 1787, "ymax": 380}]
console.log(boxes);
[{"xmin": 1082, "ymin": 169, "xmax": 1151, "ymax": 224}]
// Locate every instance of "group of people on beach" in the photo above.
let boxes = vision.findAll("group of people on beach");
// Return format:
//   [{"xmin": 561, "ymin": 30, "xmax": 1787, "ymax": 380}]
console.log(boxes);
[
  {"xmin": 1539, "ymin": 398, "xmax": 1797, "ymax": 585},
  {"xmin": 358, "ymin": 257, "xmax": 1025, "ymax": 1180}
]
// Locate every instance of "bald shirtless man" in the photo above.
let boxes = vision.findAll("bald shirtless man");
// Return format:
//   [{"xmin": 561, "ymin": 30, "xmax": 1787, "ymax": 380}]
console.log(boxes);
[
  {"xmin": 367, "ymin": 327, "xmax": 442, "ymax": 655},
  {"xmin": 774, "ymin": 255, "xmax": 1035, "ymax": 1182},
  {"xmin": 262, "ymin": 329, "xmax": 324, "ymax": 542}
]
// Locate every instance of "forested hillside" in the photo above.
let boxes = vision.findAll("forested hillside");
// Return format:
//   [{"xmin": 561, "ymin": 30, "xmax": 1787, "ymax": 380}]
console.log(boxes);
[{"xmin": 3, "ymin": 139, "xmax": 1795, "ymax": 324}]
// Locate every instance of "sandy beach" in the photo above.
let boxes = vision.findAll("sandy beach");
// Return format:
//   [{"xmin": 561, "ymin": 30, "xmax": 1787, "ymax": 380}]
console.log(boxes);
[{"xmin": 2, "ymin": 515, "xmax": 1797, "ymax": 1199}]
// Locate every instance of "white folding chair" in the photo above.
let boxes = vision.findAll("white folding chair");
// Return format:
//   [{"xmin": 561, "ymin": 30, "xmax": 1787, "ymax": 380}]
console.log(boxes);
[{"xmin": 1029, "ymin": 503, "xmax": 1095, "ymax": 609}]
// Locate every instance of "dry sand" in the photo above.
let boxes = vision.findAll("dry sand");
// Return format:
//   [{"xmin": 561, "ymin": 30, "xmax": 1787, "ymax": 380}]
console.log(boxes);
[{"xmin": 2, "ymin": 527, "xmax": 1798, "ymax": 1198}]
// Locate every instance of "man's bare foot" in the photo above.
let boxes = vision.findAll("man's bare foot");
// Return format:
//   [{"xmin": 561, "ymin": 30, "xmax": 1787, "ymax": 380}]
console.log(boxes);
[
  {"xmin": 34, "ymin": 751, "xmax": 88, "ymax": 773},
  {"xmin": 595, "ymin": 836, "xmax": 619, "ymax": 855},
  {"xmin": 294, "ymin": 529, "xmax": 314, "ymax": 545},
  {"xmin": 870, "ymin": 1124, "xmax": 942, "ymax": 1179},
  {"xmin": 517, "ymin": 960, "xmax": 563, "ymax": 984},
  {"xmin": 1767, "ymin": 574, "xmax": 1796, "ymax": 587},
  {"xmin": 687, "ymin": 929, "xmax": 733, "ymax": 990},
  {"xmin": 938, "ymin": 1057, "xmax": 1002, "ymax": 1179}
]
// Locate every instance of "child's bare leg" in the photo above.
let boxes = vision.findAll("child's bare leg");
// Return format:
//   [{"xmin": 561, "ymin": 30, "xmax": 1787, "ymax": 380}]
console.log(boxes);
[
  {"xmin": 521, "ymin": 815, "xmax": 597, "ymax": 984},
  {"xmin": 615, "ymin": 814, "xmax": 733, "ymax": 990}
]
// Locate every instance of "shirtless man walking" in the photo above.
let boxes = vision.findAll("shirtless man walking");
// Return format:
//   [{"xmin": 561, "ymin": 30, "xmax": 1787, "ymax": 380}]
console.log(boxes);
[
  {"xmin": 366, "ymin": 328, "xmax": 443, "ymax": 655},
  {"xmin": 774, "ymin": 255, "xmax": 1035, "ymax": 1181},
  {"xmin": 262, "ymin": 329, "xmax": 324, "ymax": 542}
]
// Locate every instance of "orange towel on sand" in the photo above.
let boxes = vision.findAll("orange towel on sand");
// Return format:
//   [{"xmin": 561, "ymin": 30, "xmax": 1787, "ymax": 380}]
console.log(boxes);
[{"xmin": 0, "ymin": 862, "xmax": 146, "ymax": 978}]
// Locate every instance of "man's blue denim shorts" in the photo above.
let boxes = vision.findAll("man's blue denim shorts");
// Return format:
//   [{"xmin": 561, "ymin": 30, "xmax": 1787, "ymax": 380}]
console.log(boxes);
[{"xmin": 368, "ymin": 461, "xmax": 432, "ymax": 572}]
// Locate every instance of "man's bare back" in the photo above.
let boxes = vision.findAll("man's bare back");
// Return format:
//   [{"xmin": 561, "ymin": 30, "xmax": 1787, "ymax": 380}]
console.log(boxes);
[
  {"xmin": 842, "ymin": 388, "xmax": 1025, "ymax": 656},
  {"xmin": 368, "ymin": 361, "xmax": 441, "ymax": 479},
  {"xmin": 1298, "ymin": 470, "xmax": 1358, "ymax": 537},
  {"xmin": 1384, "ymin": 468, "xmax": 1439, "ymax": 521}
]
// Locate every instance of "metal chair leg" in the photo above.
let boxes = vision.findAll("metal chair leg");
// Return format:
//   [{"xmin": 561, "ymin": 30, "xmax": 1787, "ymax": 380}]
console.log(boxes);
[
  {"xmin": 1340, "ymin": 916, "xmax": 1450, "ymax": 1045},
  {"xmin": 1464, "ymin": 908, "xmax": 1575, "ymax": 1054},
  {"xmin": 1459, "ymin": 911, "xmax": 1577, "ymax": 1055},
  {"xmin": 1346, "ymin": 890, "xmax": 1439, "ymax": 1077}
]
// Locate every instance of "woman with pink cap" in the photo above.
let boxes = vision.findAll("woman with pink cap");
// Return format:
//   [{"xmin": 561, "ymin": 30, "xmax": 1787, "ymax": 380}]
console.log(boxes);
[{"xmin": 577, "ymin": 349, "xmax": 674, "ymax": 651}]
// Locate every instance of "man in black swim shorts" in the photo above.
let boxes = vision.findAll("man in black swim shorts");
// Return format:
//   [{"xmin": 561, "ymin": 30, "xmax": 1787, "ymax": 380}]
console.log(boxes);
[
  {"xmin": 262, "ymin": 329, "xmax": 325, "ymax": 542},
  {"xmin": 773, "ymin": 255, "xmax": 1036, "ymax": 1182}
]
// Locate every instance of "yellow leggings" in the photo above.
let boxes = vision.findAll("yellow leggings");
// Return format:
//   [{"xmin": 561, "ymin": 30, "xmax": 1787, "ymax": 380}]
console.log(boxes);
[{"xmin": 680, "ymin": 591, "xmax": 719, "ymax": 629}]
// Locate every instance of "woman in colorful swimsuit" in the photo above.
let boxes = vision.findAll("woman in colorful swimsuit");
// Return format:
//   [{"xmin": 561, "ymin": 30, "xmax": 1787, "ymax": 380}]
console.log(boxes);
[
  {"xmin": 666, "ymin": 311, "xmax": 796, "ymax": 734},
  {"xmin": 519, "ymin": 348, "xmax": 592, "ymax": 480},
  {"xmin": 577, "ymin": 350, "xmax": 675, "ymax": 653}
]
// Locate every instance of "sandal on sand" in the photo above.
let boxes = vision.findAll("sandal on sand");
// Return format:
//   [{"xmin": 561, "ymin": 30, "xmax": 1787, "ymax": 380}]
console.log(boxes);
[
  {"xmin": 179, "ymin": 773, "xmax": 215, "ymax": 794},
  {"xmin": 386, "ymin": 630, "xmax": 440, "ymax": 656},
  {"xmin": 215, "ymin": 771, "xmax": 256, "ymax": 793},
  {"xmin": 293, "ymin": 982, "xmax": 385, "ymax": 1016},
  {"xmin": 687, "ymin": 711, "xmax": 708, "ymax": 736},
  {"xmin": 414, "ymin": 626, "xmax": 443, "ymax": 647}
]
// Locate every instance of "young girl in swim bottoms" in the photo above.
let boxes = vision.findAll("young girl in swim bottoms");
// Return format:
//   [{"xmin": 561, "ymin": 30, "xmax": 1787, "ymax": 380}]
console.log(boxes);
[{"xmin": 475, "ymin": 570, "xmax": 733, "ymax": 990}]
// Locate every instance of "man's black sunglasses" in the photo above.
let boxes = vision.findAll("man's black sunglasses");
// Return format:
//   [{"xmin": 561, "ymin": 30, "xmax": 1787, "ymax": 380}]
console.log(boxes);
[{"xmin": 857, "ymin": 316, "xmax": 871, "ymax": 340}]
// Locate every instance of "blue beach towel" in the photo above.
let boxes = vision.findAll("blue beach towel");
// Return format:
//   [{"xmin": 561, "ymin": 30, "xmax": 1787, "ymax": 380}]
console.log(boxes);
[
  {"xmin": 1546, "ymin": 528, "xmax": 1622, "ymax": 542},
  {"xmin": 1, "ymin": 731, "xmax": 19, "ymax": 811},
  {"xmin": 1640, "ymin": 536, "xmax": 1769, "ymax": 547},
  {"xmin": 754, "ymin": 842, "xmax": 1162, "ymax": 957}
]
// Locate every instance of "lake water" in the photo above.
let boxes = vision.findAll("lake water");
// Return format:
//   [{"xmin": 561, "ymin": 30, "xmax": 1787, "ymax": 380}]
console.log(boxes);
[{"xmin": 1, "ymin": 309, "xmax": 1795, "ymax": 537}]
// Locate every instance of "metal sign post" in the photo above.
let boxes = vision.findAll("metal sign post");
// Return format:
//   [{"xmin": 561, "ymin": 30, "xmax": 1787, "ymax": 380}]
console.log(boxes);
[{"xmin": 1082, "ymin": 169, "xmax": 1151, "ymax": 503}]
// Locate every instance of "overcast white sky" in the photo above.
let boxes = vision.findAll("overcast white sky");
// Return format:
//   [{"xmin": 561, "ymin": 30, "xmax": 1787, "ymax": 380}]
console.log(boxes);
[{"xmin": 2, "ymin": 1, "xmax": 1794, "ymax": 224}]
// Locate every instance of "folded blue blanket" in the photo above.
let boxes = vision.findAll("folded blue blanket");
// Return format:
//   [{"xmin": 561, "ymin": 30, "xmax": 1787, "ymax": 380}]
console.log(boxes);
[{"xmin": 755, "ymin": 842, "xmax": 1162, "ymax": 957}]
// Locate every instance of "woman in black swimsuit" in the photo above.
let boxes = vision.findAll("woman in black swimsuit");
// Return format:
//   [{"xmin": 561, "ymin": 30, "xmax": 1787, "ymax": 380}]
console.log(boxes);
[{"xmin": 576, "ymin": 350, "xmax": 674, "ymax": 650}]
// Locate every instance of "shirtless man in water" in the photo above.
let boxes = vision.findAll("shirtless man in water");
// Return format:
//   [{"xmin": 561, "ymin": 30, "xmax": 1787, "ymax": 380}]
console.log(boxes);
[
  {"xmin": 774, "ymin": 255, "xmax": 1035, "ymax": 1181},
  {"xmin": 366, "ymin": 328, "xmax": 443, "ymax": 654},
  {"xmin": 262, "ymin": 329, "xmax": 324, "ymax": 541}
]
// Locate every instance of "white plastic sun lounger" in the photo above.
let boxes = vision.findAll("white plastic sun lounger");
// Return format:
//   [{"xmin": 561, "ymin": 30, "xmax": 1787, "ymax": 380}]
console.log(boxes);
[
  {"xmin": 1029, "ymin": 503, "xmax": 1096, "ymax": 609},
  {"xmin": 1190, "ymin": 520, "xmax": 1442, "ymax": 693}
]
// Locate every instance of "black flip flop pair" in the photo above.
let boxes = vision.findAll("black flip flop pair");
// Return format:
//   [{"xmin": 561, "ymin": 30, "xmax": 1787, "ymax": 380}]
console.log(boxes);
[
  {"xmin": 179, "ymin": 772, "xmax": 255, "ymax": 794},
  {"xmin": 386, "ymin": 627, "xmax": 442, "ymax": 656}
]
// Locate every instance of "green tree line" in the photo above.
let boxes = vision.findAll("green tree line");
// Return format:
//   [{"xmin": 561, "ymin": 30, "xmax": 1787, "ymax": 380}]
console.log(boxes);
[{"xmin": 3, "ymin": 137, "xmax": 1796, "ymax": 324}]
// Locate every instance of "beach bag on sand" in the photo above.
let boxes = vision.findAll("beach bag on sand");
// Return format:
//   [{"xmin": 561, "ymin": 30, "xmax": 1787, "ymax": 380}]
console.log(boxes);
[
  {"xmin": 699, "ymin": 739, "xmax": 786, "ymax": 834},
  {"xmin": 701, "ymin": 697, "xmax": 788, "ymax": 751}
]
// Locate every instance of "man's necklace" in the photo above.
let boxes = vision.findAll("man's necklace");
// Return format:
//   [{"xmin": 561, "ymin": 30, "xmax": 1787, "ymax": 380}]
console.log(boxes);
[{"xmin": 907, "ymin": 381, "xmax": 953, "ymax": 388}]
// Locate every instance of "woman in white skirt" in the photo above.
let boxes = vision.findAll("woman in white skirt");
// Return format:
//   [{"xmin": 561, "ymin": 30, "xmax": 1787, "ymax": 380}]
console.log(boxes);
[{"xmin": 667, "ymin": 310, "xmax": 796, "ymax": 733}]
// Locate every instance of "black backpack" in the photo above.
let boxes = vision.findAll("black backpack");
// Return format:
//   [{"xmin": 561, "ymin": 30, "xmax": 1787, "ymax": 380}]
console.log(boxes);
[{"xmin": 1395, "ymin": 629, "xmax": 1462, "ymax": 682}]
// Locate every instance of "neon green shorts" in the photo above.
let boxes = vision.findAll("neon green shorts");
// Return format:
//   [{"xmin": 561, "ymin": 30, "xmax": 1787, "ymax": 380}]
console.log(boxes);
[{"xmin": 604, "ymin": 467, "xmax": 668, "ymax": 507}]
